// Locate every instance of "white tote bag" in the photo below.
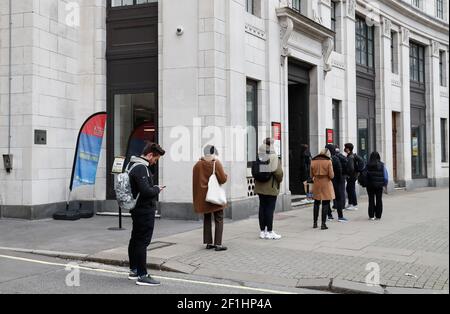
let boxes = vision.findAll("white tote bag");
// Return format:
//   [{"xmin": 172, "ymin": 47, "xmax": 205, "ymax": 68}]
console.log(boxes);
[{"xmin": 205, "ymin": 161, "xmax": 227, "ymax": 206}]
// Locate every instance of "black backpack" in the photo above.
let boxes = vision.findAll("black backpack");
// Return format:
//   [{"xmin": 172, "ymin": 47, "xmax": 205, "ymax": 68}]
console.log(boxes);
[
  {"xmin": 358, "ymin": 169, "xmax": 368, "ymax": 188},
  {"xmin": 354, "ymin": 155, "xmax": 366, "ymax": 173},
  {"xmin": 337, "ymin": 154, "xmax": 350, "ymax": 176},
  {"xmin": 251, "ymin": 158, "xmax": 273, "ymax": 182}
]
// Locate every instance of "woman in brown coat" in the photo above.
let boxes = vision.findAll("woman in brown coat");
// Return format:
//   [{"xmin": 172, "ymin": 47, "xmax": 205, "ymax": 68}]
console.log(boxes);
[
  {"xmin": 193, "ymin": 145, "xmax": 228, "ymax": 251},
  {"xmin": 310, "ymin": 148, "xmax": 335, "ymax": 230}
]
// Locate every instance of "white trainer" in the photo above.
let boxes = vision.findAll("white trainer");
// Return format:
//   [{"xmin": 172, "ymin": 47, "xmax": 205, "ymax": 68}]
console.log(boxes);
[
  {"xmin": 266, "ymin": 231, "xmax": 282, "ymax": 240},
  {"xmin": 259, "ymin": 231, "xmax": 267, "ymax": 239}
]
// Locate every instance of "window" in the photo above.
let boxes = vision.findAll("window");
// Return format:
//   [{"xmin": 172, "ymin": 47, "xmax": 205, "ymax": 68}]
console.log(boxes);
[
  {"xmin": 292, "ymin": 0, "xmax": 301, "ymax": 12},
  {"xmin": 111, "ymin": 0, "xmax": 156, "ymax": 7},
  {"xmin": 246, "ymin": 0, "xmax": 255, "ymax": 14},
  {"xmin": 391, "ymin": 32, "xmax": 399, "ymax": 74},
  {"xmin": 436, "ymin": 0, "xmax": 444, "ymax": 19},
  {"xmin": 356, "ymin": 16, "xmax": 375, "ymax": 68},
  {"xmin": 246, "ymin": 80, "xmax": 258, "ymax": 166},
  {"xmin": 410, "ymin": 42, "xmax": 425, "ymax": 83},
  {"xmin": 331, "ymin": 1, "xmax": 337, "ymax": 51},
  {"xmin": 412, "ymin": 0, "xmax": 421, "ymax": 9},
  {"xmin": 441, "ymin": 119, "xmax": 448, "ymax": 162},
  {"xmin": 440, "ymin": 51, "xmax": 446, "ymax": 86},
  {"xmin": 411, "ymin": 107, "xmax": 427, "ymax": 178},
  {"xmin": 332, "ymin": 100, "xmax": 340, "ymax": 147}
]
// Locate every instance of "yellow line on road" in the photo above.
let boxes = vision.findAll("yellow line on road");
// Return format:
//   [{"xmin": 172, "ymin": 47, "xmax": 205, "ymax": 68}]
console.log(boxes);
[{"xmin": 0, "ymin": 254, "xmax": 295, "ymax": 294}]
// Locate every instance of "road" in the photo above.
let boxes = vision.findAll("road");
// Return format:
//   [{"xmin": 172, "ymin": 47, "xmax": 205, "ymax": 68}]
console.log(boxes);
[{"xmin": 0, "ymin": 250, "xmax": 310, "ymax": 295}]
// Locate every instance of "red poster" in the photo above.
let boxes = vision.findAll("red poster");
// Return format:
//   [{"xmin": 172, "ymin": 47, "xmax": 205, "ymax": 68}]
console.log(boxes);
[
  {"xmin": 326, "ymin": 129, "xmax": 334, "ymax": 144},
  {"xmin": 272, "ymin": 122, "xmax": 282, "ymax": 157}
]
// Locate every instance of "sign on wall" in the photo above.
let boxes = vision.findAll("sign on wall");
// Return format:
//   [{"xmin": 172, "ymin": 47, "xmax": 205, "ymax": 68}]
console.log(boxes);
[
  {"xmin": 272, "ymin": 122, "xmax": 282, "ymax": 158},
  {"xmin": 326, "ymin": 129, "xmax": 334, "ymax": 144}
]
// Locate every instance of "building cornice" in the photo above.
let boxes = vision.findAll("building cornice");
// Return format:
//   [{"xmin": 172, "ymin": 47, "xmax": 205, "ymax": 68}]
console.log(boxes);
[
  {"xmin": 276, "ymin": 7, "xmax": 335, "ymax": 70},
  {"xmin": 377, "ymin": 0, "xmax": 449, "ymax": 34},
  {"xmin": 276, "ymin": 7, "xmax": 335, "ymax": 42}
]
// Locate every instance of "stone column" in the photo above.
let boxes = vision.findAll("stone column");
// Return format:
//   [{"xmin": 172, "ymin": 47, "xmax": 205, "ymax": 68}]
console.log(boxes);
[
  {"xmin": 398, "ymin": 26, "xmax": 412, "ymax": 188},
  {"xmin": 342, "ymin": 0, "xmax": 357, "ymax": 147}
]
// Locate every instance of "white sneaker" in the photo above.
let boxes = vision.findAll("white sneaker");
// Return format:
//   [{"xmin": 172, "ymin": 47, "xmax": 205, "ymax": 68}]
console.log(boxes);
[
  {"xmin": 346, "ymin": 205, "xmax": 358, "ymax": 211},
  {"xmin": 259, "ymin": 231, "xmax": 267, "ymax": 239},
  {"xmin": 266, "ymin": 231, "xmax": 282, "ymax": 240}
]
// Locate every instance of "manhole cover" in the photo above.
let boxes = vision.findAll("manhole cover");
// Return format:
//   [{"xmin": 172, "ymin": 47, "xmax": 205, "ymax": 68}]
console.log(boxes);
[{"xmin": 147, "ymin": 241, "xmax": 175, "ymax": 251}]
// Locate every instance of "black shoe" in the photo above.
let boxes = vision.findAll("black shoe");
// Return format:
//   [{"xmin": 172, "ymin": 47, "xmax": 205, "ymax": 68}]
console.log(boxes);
[
  {"xmin": 321, "ymin": 224, "xmax": 328, "ymax": 230},
  {"xmin": 206, "ymin": 244, "xmax": 216, "ymax": 250},
  {"xmin": 215, "ymin": 245, "xmax": 228, "ymax": 252},
  {"xmin": 313, "ymin": 222, "xmax": 318, "ymax": 229},
  {"xmin": 136, "ymin": 275, "xmax": 161, "ymax": 286},
  {"xmin": 128, "ymin": 270, "xmax": 138, "ymax": 280}
]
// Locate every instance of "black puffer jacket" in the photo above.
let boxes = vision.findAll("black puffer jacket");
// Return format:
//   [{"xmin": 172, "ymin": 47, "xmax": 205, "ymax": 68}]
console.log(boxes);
[
  {"xmin": 367, "ymin": 161, "xmax": 385, "ymax": 189},
  {"xmin": 128, "ymin": 156, "xmax": 160, "ymax": 214}
]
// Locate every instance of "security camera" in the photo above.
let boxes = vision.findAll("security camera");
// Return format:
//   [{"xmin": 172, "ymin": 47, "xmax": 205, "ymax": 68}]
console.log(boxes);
[{"xmin": 176, "ymin": 26, "xmax": 184, "ymax": 36}]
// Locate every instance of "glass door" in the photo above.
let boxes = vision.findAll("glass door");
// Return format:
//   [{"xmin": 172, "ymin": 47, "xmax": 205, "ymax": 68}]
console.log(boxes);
[{"xmin": 113, "ymin": 92, "xmax": 157, "ymax": 160}]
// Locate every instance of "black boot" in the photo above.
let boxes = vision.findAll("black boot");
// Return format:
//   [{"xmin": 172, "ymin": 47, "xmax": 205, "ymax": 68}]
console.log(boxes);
[
  {"xmin": 321, "ymin": 224, "xmax": 328, "ymax": 230},
  {"xmin": 313, "ymin": 201, "xmax": 320, "ymax": 228}
]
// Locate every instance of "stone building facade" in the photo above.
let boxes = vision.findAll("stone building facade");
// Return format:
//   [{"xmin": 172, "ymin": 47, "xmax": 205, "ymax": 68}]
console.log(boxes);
[{"xmin": 0, "ymin": 0, "xmax": 448, "ymax": 219}]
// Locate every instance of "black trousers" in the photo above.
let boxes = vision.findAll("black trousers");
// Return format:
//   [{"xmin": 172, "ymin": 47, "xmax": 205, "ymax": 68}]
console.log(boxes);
[
  {"xmin": 128, "ymin": 209, "xmax": 155, "ymax": 277},
  {"xmin": 367, "ymin": 187, "xmax": 383, "ymax": 219},
  {"xmin": 314, "ymin": 200, "xmax": 330, "ymax": 225},
  {"xmin": 346, "ymin": 177, "xmax": 358, "ymax": 206},
  {"xmin": 259, "ymin": 194, "xmax": 277, "ymax": 232},
  {"xmin": 330, "ymin": 177, "xmax": 346, "ymax": 219}
]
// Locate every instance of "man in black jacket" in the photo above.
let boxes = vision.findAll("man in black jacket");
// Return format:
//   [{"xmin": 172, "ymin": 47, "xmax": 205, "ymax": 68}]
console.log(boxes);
[
  {"xmin": 326, "ymin": 144, "xmax": 348, "ymax": 222},
  {"xmin": 127, "ymin": 142, "xmax": 166, "ymax": 286}
]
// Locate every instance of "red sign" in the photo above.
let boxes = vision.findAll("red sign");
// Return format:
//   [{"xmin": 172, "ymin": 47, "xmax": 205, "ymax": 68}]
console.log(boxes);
[
  {"xmin": 326, "ymin": 129, "xmax": 334, "ymax": 144},
  {"xmin": 272, "ymin": 122, "xmax": 281, "ymax": 141},
  {"xmin": 272, "ymin": 122, "xmax": 282, "ymax": 157}
]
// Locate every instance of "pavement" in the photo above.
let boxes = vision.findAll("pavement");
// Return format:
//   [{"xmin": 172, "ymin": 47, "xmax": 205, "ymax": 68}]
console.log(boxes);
[{"xmin": 0, "ymin": 187, "xmax": 449, "ymax": 294}]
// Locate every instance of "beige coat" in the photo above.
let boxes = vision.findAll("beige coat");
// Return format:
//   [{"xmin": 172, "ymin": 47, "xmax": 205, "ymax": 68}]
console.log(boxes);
[
  {"xmin": 193, "ymin": 158, "xmax": 228, "ymax": 214},
  {"xmin": 310, "ymin": 155, "xmax": 335, "ymax": 201}
]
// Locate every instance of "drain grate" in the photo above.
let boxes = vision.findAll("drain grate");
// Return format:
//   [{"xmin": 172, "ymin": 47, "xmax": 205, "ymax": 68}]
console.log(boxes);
[{"xmin": 147, "ymin": 241, "xmax": 175, "ymax": 251}]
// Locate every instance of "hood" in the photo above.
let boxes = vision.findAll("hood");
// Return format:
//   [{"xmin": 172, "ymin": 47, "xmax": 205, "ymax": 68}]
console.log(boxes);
[
  {"xmin": 130, "ymin": 156, "xmax": 149, "ymax": 167},
  {"xmin": 325, "ymin": 144, "xmax": 336, "ymax": 156},
  {"xmin": 312, "ymin": 154, "xmax": 331, "ymax": 161}
]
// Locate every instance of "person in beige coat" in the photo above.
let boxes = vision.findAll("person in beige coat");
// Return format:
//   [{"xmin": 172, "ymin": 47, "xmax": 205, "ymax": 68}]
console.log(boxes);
[
  {"xmin": 310, "ymin": 148, "xmax": 335, "ymax": 230},
  {"xmin": 193, "ymin": 145, "xmax": 228, "ymax": 251},
  {"xmin": 254, "ymin": 140, "xmax": 284, "ymax": 240}
]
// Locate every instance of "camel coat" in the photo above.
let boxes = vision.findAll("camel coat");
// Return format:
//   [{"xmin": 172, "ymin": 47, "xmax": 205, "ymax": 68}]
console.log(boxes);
[
  {"xmin": 310, "ymin": 155, "xmax": 335, "ymax": 201},
  {"xmin": 193, "ymin": 158, "xmax": 228, "ymax": 214}
]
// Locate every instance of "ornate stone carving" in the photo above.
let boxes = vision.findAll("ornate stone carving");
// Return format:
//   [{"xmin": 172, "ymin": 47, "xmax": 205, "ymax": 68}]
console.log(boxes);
[
  {"xmin": 323, "ymin": 37, "xmax": 334, "ymax": 72},
  {"xmin": 432, "ymin": 41, "xmax": 440, "ymax": 57},
  {"xmin": 347, "ymin": 0, "xmax": 355, "ymax": 19},
  {"xmin": 280, "ymin": 17, "xmax": 294, "ymax": 57},
  {"xmin": 382, "ymin": 17, "xmax": 392, "ymax": 38},
  {"xmin": 401, "ymin": 27, "xmax": 410, "ymax": 46}
]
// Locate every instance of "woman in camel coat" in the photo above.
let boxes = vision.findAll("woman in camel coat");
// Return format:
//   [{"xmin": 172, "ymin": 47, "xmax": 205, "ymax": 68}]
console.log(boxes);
[
  {"xmin": 310, "ymin": 148, "xmax": 335, "ymax": 230},
  {"xmin": 193, "ymin": 145, "xmax": 228, "ymax": 251}
]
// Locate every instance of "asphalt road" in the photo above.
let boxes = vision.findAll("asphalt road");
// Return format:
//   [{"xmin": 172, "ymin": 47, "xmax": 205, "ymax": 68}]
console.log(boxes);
[{"xmin": 0, "ymin": 250, "xmax": 311, "ymax": 295}]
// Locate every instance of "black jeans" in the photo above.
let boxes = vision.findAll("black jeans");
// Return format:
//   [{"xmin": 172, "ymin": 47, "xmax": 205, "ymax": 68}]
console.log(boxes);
[
  {"xmin": 330, "ymin": 177, "xmax": 346, "ymax": 219},
  {"xmin": 128, "ymin": 209, "xmax": 155, "ymax": 277},
  {"xmin": 258, "ymin": 194, "xmax": 277, "ymax": 232},
  {"xmin": 314, "ymin": 200, "xmax": 330, "ymax": 225},
  {"xmin": 367, "ymin": 187, "xmax": 383, "ymax": 219},
  {"xmin": 346, "ymin": 177, "xmax": 358, "ymax": 206}
]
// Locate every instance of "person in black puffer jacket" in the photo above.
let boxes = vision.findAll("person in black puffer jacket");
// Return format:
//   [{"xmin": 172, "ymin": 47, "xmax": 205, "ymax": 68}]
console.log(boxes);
[{"xmin": 366, "ymin": 152, "xmax": 389, "ymax": 220}]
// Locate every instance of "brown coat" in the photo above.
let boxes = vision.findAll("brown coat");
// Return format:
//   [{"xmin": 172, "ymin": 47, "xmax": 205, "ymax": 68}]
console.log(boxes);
[
  {"xmin": 193, "ymin": 158, "xmax": 228, "ymax": 214},
  {"xmin": 310, "ymin": 155, "xmax": 335, "ymax": 201}
]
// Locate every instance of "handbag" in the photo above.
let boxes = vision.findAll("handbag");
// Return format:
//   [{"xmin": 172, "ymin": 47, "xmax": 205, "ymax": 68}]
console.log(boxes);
[{"xmin": 205, "ymin": 161, "xmax": 227, "ymax": 206}]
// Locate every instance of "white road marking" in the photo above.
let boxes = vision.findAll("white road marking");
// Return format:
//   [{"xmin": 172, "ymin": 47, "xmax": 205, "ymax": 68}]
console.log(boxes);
[{"xmin": 0, "ymin": 254, "xmax": 295, "ymax": 294}]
